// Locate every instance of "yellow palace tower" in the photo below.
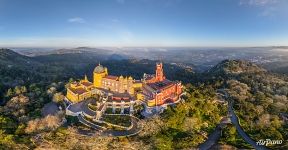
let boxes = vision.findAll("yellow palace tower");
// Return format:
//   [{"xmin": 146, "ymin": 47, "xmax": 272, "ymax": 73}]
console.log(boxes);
[{"xmin": 93, "ymin": 63, "xmax": 108, "ymax": 88}]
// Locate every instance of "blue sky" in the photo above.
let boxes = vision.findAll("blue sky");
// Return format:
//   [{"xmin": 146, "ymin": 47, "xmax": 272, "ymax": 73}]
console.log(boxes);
[{"xmin": 0, "ymin": 0, "xmax": 287, "ymax": 47}]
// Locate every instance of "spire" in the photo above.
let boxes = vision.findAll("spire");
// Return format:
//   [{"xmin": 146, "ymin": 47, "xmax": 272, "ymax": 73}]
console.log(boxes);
[
  {"xmin": 84, "ymin": 74, "xmax": 88, "ymax": 81},
  {"xmin": 155, "ymin": 62, "xmax": 165, "ymax": 82}
]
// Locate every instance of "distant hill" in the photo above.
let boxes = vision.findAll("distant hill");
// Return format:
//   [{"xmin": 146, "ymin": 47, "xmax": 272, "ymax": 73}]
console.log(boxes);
[
  {"xmin": 0, "ymin": 49, "xmax": 73, "ymax": 90},
  {"xmin": 0, "ymin": 49, "xmax": 40, "ymax": 67},
  {"xmin": 0, "ymin": 48, "xmax": 194, "ymax": 100},
  {"xmin": 19, "ymin": 47, "xmax": 116, "ymax": 57},
  {"xmin": 107, "ymin": 54, "xmax": 128, "ymax": 60},
  {"xmin": 207, "ymin": 59, "xmax": 266, "ymax": 75},
  {"xmin": 45, "ymin": 47, "xmax": 112, "ymax": 55},
  {"xmin": 0, "ymin": 49, "xmax": 44, "ymax": 87}
]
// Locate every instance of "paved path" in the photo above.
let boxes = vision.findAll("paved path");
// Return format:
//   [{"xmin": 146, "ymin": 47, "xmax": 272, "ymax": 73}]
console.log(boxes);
[
  {"xmin": 77, "ymin": 114, "xmax": 142, "ymax": 137},
  {"xmin": 228, "ymin": 100, "xmax": 269, "ymax": 150},
  {"xmin": 102, "ymin": 116, "xmax": 141, "ymax": 137},
  {"xmin": 198, "ymin": 90, "xmax": 230, "ymax": 150},
  {"xmin": 77, "ymin": 115, "xmax": 105, "ymax": 130},
  {"xmin": 67, "ymin": 98, "xmax": 142, "ymax": 137},
  {"xmin": 223, "ymin": 89, "xmax": 269, "ymax": 150},
  {"xmin": 82, "ymin": 100, "xmax": 96, "ymax": 116},
  {"xmin": 198, "ymin": 124, "xmax": 223, "ymax": 150},
  {"xmin": 198, "ymin": 89, "xmax": 269, "ymax": 150}
]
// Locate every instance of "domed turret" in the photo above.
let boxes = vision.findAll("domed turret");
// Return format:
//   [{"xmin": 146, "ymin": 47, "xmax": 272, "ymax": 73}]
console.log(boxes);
[
  {"xmin": 93, "ymin": 63, "xmax": 108, "ymax": 88},
  {"xmin": 94, "ymin": 64, "xmax": 105, "ymax": 73}
]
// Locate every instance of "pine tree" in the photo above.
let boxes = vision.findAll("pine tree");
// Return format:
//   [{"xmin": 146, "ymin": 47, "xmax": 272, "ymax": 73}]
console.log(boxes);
[
  {"xmin": 6, "ymin": 88, "xmax": 14, "ymax": 97},
  {"xmin": 14, "ymin": 86, "xmax": 22, "ymax": 95},
  {"xmin": 20, "ymin": 86, "xmax": 27, "ymax": 93}
]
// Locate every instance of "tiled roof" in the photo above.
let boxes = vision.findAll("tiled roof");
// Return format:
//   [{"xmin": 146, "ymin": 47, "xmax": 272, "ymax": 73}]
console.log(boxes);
[
  {"xmin": 81, "ymin": 82, "xmax": 93, "ymax": 87},
  {"xmin": 103, "ymin": 75, "xmax": 118, "ymax": 80},
  {"xmin": 108, "ymin": 98, "xmax": 131, "ymax": 102},
  {"xmin": 69, "ymin": 87, "xmax": 88, "ymax": 95},
  {"xmin": 147, "ymin": 79, "xmax": 175, "ymax": 91},
  {"xmin": 145, "ymin": 76, "xmax": 155, "ymax": 80},
  {"xmin": 71, "ymin": 82, "xmax": 81, "ymax": 86}
]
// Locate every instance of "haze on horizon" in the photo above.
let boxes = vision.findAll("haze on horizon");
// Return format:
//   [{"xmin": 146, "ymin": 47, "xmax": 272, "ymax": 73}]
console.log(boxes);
[{"xmin": 0, "ymin": 0, "xmax": 288, "ymax": 48}]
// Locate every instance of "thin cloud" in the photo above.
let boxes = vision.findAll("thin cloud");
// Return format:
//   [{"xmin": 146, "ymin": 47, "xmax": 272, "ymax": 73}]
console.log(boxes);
[
  {"xmin": 68, "ymin": 17, "xmax": 86, "ymax": 24},
  {"xmin": 239, "ymin": 0, "xmax": 284, "ymax": 17},
  {"xmin": 259, "ymin": 6, "xmax": 276, "ymax": 16},
  {"xmin": 239, "ymin": 0, "xmax": 278, "ymax": 6}
]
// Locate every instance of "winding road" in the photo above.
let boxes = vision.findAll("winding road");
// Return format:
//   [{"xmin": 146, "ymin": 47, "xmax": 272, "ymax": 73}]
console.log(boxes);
[
  {"xmin": 224, "ymin": 89, "xmax": 269, "ymax": 150},
  {"xmin": 199, "ymin": 89, "xmax": 269, "ymax": 150},
  {"xmin": 102, "ymin": 115, "xmax": 142, "ymax": 137},
  {"xmin": 77, "ymin": 114, "xmax": 105, "ymax": 130},
  {"xmin": 67, "ymin": 98, "xmax": 142, "ymax": 137},
  {"xmin": 198, "ymin": 123, "xmax": 225, "ymax": 150},
  {"xmin": 198, "ymin": 90, "xmax": 231, "ymax": 150},
  {"xmin": 77, "ymin": 114, "xmax": 142, "ymax": 137}
]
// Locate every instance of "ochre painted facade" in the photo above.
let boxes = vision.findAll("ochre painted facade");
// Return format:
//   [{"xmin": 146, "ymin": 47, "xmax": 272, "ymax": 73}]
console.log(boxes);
[
  {"xmin": 66, "ymin": 63, "xmax": 182, "ymax": 107},
  {"xmin": 66, "ymin": 64, "xmax": 143, "ymax": 103},
  {"xmin": 66, "ymin": 75, "xmax": 93, "ymax": 103},
  {"xmin": 101, "ymin": 75, "xmax": 135, "ymax": 95},
  {"xmin": 93, "ymin": 64, "xmax": 108, "ymax": 88}
]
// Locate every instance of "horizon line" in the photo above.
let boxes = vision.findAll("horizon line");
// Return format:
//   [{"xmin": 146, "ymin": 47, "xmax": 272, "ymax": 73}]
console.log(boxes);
[{"xmin": 1, "ymin": 45, "xmax": 288, "ymax": 49}]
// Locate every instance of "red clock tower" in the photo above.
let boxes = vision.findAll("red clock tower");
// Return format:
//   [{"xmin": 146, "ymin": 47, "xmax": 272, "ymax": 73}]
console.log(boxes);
[{"xmin": 155, "ymin": 62, "xmax": 165, "ymax": 82}]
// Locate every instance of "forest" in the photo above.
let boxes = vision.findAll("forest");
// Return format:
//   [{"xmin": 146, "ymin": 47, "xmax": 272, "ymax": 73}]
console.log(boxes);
[{"xmin": 0, "ymin": 49, "xmax": 287, "ymax": 149}]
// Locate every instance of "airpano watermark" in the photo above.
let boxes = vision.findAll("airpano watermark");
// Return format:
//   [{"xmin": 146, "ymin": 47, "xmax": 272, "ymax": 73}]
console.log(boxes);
[{"xmin": 256, "ymin": 139, "xmax": 283, "ymax": 146}]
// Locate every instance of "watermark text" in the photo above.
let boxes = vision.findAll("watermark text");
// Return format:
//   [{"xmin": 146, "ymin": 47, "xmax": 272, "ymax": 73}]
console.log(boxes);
[{"xmin": 256, "ymin": 139, "xmax": 282, "ymax": 146}]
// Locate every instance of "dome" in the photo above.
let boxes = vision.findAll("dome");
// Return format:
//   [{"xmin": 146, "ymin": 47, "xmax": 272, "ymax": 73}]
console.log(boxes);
[{"xmin": 94, "ymin": 64, "xmax": 105, "ymax": 73}]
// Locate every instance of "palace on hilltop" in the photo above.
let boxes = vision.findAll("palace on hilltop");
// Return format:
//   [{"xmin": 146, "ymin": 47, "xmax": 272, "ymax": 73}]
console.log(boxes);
[
  {"xmin": 143, "ymin": 62, "xmax": 182, "ymax": 107},
  {"xmin": 93, "ymin": 64, "xmax": 142, "ymax": 95},
  {"xmin": 66, "ymin": 75, "xmax": 94, "ymax": 102},
  {"xmin": 67, "ymin": 63, "xmax": 143, "ymax": 103},
  {"xmin": 66, "ymin": 62, "xmax": 183, "ymax": 112}
]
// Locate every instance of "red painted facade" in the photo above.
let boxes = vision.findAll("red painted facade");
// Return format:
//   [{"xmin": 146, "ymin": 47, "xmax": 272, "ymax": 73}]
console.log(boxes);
[
  {"xmin": 143, "ymin": 62, "xmax": 182, "ymax": 106},
  {"xmin": 155, "ymin": 62, "xmax": 165, "ymax": 82}
]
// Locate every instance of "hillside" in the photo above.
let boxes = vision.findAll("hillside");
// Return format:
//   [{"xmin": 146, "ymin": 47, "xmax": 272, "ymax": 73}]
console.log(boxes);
[
  {"xmin": 0, "ymin": 49, "xmax": 287, "ymax": 149},
  {"xmin": 0, "ymin": 49, "xmax": 69, "ymax": 85},
  {"xmin": 207, "ymin": 59, "xmax": 266, "ymax": 75},
  {"xmin": 206, "ymin": 60, "xmax": 288, "ymax": 149},
  {"xmin": 0, "ymin": 49, "xmax": 193, "ymax": 101},
  {"xmin": 19, "ymin": 47, "xmax": 118, "ymax": 57},
  {"xmin": 0, "ymin": 49, "xmax": 43, "ymax": 101},
  {"xmin": 0, "ymin": 49, "xmax": 40, "ymax": 67},
  {"xmin": 0, "ymin": 48, "xmax": 200, "ymax": 149}
]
